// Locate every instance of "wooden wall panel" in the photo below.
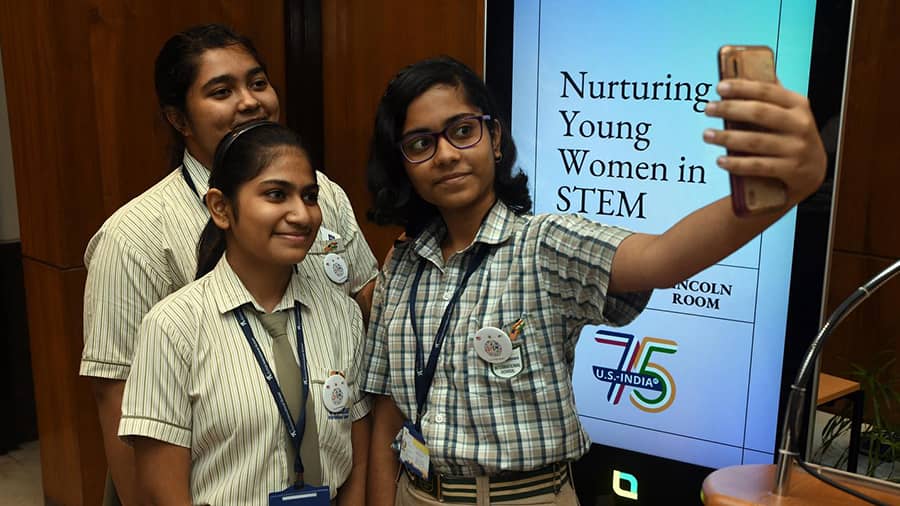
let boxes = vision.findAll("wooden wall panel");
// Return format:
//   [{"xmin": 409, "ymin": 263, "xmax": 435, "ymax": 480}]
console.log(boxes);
[
  {"xmin": 321, "ymin": 0, "xmax": 485, "ymax": 262},
  {"xmin": 21, "ymin": 261, "xmax": 101, "ymax": 505},
  {"xmin": 83, "ymin": 0, "xmax": 287, "ymax": 218},
  {"xmin": 830, "ymin": 0, "xmax": 900, "ymax": 258},
  {"xmin": 0, "ymin": 0, "xmax": 105, "ymax": 268},
  {"xmin": 0, "ymin": 0, "xmax": 287, "ymax": 269},
  {"xmin": 820, "ymin": 0, "xmax": 900, "ymax": 428}
]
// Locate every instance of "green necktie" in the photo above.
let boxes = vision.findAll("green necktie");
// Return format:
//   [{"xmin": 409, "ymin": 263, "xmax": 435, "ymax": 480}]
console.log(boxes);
[{"xmin": 258, "ymin": 310, "xmax": 323, "ymax": 486}]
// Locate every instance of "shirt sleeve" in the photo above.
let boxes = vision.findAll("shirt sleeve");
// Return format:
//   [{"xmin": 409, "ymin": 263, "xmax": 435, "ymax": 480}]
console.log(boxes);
[
  {"xmin": 360, "ymin": 268, "xmax": 391, "ymax": 395},
  {"xmin": 316, "ymin": 172, "xmax": 378, "ymax": 295},
  {"xmin": 537, "ymin": 214, "xmax": 651, "ymax": 333},
  {"xmin": 81, "ymin": 228, "xmax": 171, "ymax": 380},
  {"xmin": 345, "ymin": 294, "xmax": 374, "ymax": 420},
  {"xmin": 118, "ymin": 304, "xmax": 193, "ymax": 448}
]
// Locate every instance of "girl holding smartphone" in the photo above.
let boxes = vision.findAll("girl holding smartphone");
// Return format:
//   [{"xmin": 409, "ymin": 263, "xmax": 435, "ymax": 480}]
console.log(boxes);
[{"xmin": 362, "ymin": 56, "xmax": 826, "ymax": 505}]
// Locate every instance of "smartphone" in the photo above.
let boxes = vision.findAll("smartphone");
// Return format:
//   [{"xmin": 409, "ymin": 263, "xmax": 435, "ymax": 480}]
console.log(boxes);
[{"xmin": 717, "ymin": 45, "xmax": 787, "ymax": 216}]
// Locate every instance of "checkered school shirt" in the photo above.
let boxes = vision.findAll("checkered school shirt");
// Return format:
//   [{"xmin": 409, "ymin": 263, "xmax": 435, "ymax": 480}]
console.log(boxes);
[{"xmin": 361, "ymin": 201, "xmax": 650, "ymax": 476}]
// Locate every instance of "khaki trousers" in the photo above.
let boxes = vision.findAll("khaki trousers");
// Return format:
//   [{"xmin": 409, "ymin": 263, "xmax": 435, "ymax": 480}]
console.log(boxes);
[{"xmin": 394, "ymin": 473, "xmax": 580, "ymax": 506}]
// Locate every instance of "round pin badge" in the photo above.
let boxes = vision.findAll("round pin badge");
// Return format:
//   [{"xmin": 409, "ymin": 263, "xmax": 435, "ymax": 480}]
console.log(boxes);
[
  {"xmin": 473, "ymin": 326, "xmax": 513, "ymax": 363},
  {"xmin": 323, "ymin": 373, "xmax": 350, "ymax": 413},
  {"xmin": 323, "ymin": 253, "xmax": 348, "ymax": 284}
]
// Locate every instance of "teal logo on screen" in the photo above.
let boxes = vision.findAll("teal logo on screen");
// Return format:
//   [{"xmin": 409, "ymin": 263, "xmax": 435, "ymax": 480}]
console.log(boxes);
[{"xmin": 613, "ymin": 470, "xmax": 638, "ymax": 500}]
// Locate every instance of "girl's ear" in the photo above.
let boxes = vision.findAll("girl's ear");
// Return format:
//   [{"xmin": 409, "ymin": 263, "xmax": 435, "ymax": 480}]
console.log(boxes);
[
  {"xmin": 205, "ymin": 189, "xmax": 231, "ymax": 230},
  {"xmin": 491, "ymin": 119, "xmax": 503, "ymax": 160},
  {"xmin": 164, "ymin": 106, "xmax": 191, "ymax": 137}
]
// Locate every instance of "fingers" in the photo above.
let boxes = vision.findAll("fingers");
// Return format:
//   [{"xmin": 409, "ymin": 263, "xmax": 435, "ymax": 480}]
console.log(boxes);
[
  {"xmin": 703, "ymin": 128, "xmax": 805, "ymax": 158},
  {"xmin": 705, "ymin": 99, "xmax": 813, "ymax": 134},
  {"xmin": 713, "ymin": 154, "xmax": 796, "ymax": 178},
  {"xmin": 706, "ymin": 79, "xmax": 815, "ymax": 136},
  {"xmin": 716, "ymin": 152, "xmax": 824, "ymax": 204},
  {"xmin": 716, "ymin": 79, "xmax": 806, "ymax": 109},
  {"xmin": 704, "ymin": 79, "xmax": 826, "ymax": 206}
]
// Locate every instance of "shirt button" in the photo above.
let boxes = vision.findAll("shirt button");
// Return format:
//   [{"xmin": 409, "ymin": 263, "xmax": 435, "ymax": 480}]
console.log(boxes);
[
  {"xmin": 434, "ymin": 413, "xmax": 446, "ymax": 424},
  {"xmin": 442, "ymin": 291, "xmax": 452, "ymax": 300}
]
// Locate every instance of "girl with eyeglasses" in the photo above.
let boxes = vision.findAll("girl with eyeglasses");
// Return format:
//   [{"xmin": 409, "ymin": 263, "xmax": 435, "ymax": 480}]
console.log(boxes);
[{"xmin": 362, "ymin": 56, "xmax": 826, "ymax": 505}]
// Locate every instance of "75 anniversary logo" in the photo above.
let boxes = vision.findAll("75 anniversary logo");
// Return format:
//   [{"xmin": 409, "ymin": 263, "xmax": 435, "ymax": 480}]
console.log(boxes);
[{"xmin": 592, "ymin": 329, "xmax": 678, "ymax": 413}]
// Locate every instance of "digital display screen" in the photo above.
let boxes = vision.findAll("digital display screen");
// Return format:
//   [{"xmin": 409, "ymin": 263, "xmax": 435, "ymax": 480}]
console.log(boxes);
[{"xmin": 507, "ymin": 0, "xmax": 818, "ymax": 469}]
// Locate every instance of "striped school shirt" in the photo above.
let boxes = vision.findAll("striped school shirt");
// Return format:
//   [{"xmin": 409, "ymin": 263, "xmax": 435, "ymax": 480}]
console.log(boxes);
[
  {"xmin": 361, "ymin": 201, "xmax": 650, "ymax": 476},
  {"xmin": 80, "ymin": 151, "xmax": 377, "ymax": 380},
  {"xmin": 119, "ymin": 254, "xmax": 370, "ymax": 504}
]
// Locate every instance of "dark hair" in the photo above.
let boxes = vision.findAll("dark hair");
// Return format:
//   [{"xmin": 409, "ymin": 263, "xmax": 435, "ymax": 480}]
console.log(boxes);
[
  {"xmin": 366, "ymin": 56, "xmax": 531, "ymax": 237},
  {"xmin": 154, "ymin": 24, "xmax": 268, "ymax": 168},
  {"xmin": 195, "ymin": 121, "xmax": 310, "ymax": 279}
]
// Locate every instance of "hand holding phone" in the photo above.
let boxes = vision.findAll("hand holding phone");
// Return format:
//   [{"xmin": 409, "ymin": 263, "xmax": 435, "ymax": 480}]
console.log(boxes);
[{"xmin": 717, "ymin": 45, "xmax": 788, "ymax": 216}]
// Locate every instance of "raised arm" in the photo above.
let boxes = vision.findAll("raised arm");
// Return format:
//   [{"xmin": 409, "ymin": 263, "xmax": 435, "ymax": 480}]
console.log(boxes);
[{"xmin": 609, "ymin": 78, "xmax": 826, "ymax": 293}]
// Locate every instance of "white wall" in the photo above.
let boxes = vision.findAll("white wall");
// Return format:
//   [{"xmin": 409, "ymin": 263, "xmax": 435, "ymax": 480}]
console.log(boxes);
[{"xmin": 0, "ymin": 42, "xmax": 20, "ymax": 243}]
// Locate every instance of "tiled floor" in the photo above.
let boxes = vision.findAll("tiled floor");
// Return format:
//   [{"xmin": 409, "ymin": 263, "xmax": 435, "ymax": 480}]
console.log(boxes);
[
  {"xmin": 0, "ymin": 440, "xmax": 42, "ymax": 506},
  {"xmin": 0, "ymin": 420, "xmax": 895, "ymax": 506},
  {"xmin": 810, "ymin": 410, "xmax": 898, "ymax": 481}
]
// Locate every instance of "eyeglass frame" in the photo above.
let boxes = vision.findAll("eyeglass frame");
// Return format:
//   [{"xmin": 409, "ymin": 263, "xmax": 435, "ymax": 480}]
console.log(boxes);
[{"xmin": 397, "ymin": 114, "xmax": 493, "ymax": 164}]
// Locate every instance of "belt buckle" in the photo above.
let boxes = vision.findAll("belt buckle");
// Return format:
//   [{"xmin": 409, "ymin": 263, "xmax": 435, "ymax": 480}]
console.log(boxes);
[
  {"xmin": 431, "ymin": 471, "xmax": 442, "ymax": 501},
  {"xmin": 410, "ymin": 467, "xmax": 442, "ymax": 501}
]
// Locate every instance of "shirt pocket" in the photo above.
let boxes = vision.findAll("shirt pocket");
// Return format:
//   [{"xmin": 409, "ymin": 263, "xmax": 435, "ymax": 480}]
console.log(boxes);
[{"xmin": 466, "ymin": 313, "xmax": 544, "ymax": 403}]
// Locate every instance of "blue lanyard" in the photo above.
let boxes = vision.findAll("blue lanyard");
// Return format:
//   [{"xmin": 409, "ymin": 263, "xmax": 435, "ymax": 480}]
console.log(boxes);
[
  {"xmin": 234, "ymin": 303, "xmax": 309, "ymax": 483},
  {"xmin": 180, "ymin": 166, "xmax": 202, "ymax": 202},
  {"xmin": 408, "ymin": 244, "xmax": 490, "ymax": 431}
]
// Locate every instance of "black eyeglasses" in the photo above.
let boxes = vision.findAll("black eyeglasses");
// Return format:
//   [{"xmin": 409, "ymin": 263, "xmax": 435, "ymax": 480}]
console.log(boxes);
[{"xmin": 398, "ymin": 114, "xmax": 492, "ymax": 164}]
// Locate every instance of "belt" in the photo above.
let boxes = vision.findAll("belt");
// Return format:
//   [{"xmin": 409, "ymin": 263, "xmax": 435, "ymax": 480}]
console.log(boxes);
[{"xmin": 404, "ymin": 461, "xmax": 571, "ymax": 503}]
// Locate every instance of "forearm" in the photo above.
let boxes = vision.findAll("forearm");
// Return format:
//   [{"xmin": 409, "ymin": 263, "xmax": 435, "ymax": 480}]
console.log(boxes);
[
  {"xmin": 133, "ymin": 437, "xmax": 192, "ymax": 506},
  {"xmin": 337, "ymin": 415, "xmax": 371, "ymax": 506},
  {"xmin": 353, "ymin": 280, "xmax": 375, "ymax": 328},
  {"xmin": 611, "ymin": 197, "xmax": 784, "ymax": 293},
  {"xmin": 91, "ymin": 378, "xmax": 138, "ymax": 506},
  {"xmin": 366, "ymin": 395, "xmax": 404, "ymax": 506}
]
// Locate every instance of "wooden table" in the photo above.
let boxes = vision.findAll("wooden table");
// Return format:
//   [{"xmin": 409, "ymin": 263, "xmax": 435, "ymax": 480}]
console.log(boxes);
[
  {"xmin": 703, "ymin": 462, "xmax": 900, "ymax": 505},
  {"xmin": 816, "ymin": 373, "xmax": 864, "ymax": 473}
]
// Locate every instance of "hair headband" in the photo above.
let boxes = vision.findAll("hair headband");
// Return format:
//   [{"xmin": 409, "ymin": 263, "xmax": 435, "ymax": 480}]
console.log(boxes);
[{"xmin": 211, "ymin": 119, "xmax": 278, "ymax": 173}]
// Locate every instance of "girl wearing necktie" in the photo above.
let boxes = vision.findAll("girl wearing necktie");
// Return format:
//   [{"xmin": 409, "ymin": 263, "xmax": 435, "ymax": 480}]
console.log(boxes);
[{"xmin": 120, "ymin": 122, "xmax": 369, "ymax": 505}]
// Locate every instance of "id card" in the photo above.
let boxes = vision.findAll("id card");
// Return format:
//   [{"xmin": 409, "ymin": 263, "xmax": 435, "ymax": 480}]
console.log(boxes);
[
  {"xmin": 268, "ymin": 484, "xmax": 330, "ymax": 505},
  {"xmin": 399, "ymin": 422, "xmax": 430, "ymax": 480}
]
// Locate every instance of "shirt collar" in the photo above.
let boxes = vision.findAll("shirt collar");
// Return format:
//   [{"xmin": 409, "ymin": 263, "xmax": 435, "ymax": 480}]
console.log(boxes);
[
  {"xmin": 411, "ymin": 200, "xmax": 517, "ymax": 263},
  {"xmin": 209, "ymin": 255, "xmax": 308, "ymax": 315},
  {"xmin": 182, "ymin": 150, "xmax": 211, "ymax": 198}
]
